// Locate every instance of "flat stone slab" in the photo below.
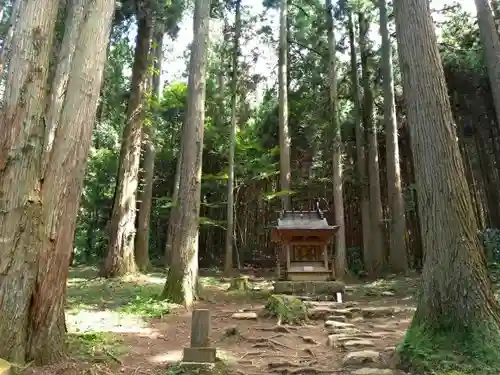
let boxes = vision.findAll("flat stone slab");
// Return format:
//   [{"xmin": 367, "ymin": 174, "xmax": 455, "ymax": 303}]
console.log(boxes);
[
  {"xmin": 341, "ymin": 339, "xmax": 375, "ymax": 348},
  {"xmin": 351, "ymin": 368, "xmax": 394, "ymax": 375},
  {"xmin": 360, "ymin": 306, "xmax": 415, "ymax": 318},
  {"xmin": 273, "ymin": 281, "xmax": 345, "ymax": 295},
  {"xmin": 342, "ymin": 350, "xmax": 381, "ymax": 366},
  {"xmin": 325, "ymin": 320, "xmax": 354, "ymax": 329},
  {"xmin": 182, "ymin": 347, "xmax": 217, "ymax": 363},
  {"xmin": 231, "ymin": 312, "xmax": 258, "ymax": 320}
]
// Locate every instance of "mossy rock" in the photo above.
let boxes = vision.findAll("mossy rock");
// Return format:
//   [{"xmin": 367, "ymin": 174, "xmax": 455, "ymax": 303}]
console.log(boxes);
[{"xmin": 264, "ymin": 294, "xmax": 308, "ymax": 324}]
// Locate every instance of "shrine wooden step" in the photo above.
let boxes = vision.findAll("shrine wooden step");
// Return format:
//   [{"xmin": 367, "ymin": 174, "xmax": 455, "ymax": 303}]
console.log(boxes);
[{"xmin": 287, "ymin": 270, "xmax": 332, "ymax": 281}]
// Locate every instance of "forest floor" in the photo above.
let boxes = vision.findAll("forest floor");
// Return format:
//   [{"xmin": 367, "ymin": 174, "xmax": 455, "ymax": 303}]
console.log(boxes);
[{"xmin": 21, "ymin": 267, "xmax": 422, "ymax": 375}]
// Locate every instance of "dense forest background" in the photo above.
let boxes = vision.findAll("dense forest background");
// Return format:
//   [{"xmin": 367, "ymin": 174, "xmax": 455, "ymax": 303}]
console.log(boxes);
[{"xmin": 50, "ymin": 0, "xmax": 499, "ymax": 272}]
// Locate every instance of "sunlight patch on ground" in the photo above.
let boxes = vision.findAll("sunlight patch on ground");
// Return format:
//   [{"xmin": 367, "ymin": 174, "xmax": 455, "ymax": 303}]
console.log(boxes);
[
  {"xmin": 66, "ymin": 309, "xmax": 156, "ymax": 334},
  {"xmin": 149, "ymin": 349, "xmax": 183, "ymax": 364},
  {"xmin": 148, "ymin": 349, "xmax": 238, "ymax": 364}
]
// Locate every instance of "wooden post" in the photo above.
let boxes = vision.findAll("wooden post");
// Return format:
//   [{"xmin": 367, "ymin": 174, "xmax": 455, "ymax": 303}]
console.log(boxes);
[
  {"xmin": 323, "ymin": 244, "xmax": 328, "ymax": 269},
  {"xmin": 182, "ymin": 309, "xmax": 216, "ymax": 363},
  {"xmin": 285, "ymin": 244, "xmax": 291, "ymax": 279}
]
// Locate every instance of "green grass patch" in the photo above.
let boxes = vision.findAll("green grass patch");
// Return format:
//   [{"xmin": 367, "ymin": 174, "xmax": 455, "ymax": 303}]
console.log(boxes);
[
  {"xmin": 67, "ymin": 332, "xmax": 125, "ymax": 362},
  {"xmin": 398, "ymin": 319, "xmax": 500, "ymax": 375},
  {"xmin": 67, "ymin": 267, "xmax": 172, "ymax": 319},
  {"xmin": 117, "ymin": 295, "xmax": 173, "ymax": 318}
]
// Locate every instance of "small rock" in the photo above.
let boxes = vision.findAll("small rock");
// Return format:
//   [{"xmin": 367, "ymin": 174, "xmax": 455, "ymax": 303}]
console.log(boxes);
[
  {"xmin": 327, "ymin": 334, "xmax": 366, "ymax": 347},
  {"xmin": 231, "ymin": 312, "xmax": 258, "ymax": 320},
  {"xmin": 358, "ymin": 331, "xmax": 392, "ymax": 339},
  {"xmin": 325, "ymin": 320, "xmax": 354, "ymax": 329},
  {"xmin": 342, "ymin": 350, "xmax": 381, "ymax": 366},
  {"xmin": 341, "ymin": 339, "xmax": 375, "ymax": 348},
  {"xmin": 381, "ymin": 291, "xmax": 395, "ymax": 297},
  {"xmin": 308, "ymin": 308, "xmax": 332, "ymax": 320},
  {"xmin": 330, "ymin": 308, "xmax": 360, "ymax": 318},
  {"xmin": 326, "ymin": 315, "xmax": 347, "ymax": 322},
  {"xmin": 351, "ymin": 368, "xmax": 394, "ymax": 375},
  {"xmin": 238, "ymin": 360, "xmax": 253, "ymax": 365}
]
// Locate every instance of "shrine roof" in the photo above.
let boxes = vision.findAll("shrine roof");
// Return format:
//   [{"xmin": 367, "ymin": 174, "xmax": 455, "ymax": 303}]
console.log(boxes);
[{"xmin": 276, "ymin": 210, "xmax": 333, "ymax": 230}]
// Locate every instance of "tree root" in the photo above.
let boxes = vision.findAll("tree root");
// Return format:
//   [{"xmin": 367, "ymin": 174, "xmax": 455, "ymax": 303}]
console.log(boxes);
[
  {"xmin": 297, "ymin": 335, "xmax": 319, "ymax": 345},
  {"xmin": 101, "ymin": 347, "xmax": 122, "ymax": 365},
  {"xmin": 242, "ymin": 333, "xmax": 294, "ymax": 350},
  {"xmin": 257, "ymin": 325, "xmax": 297, "ymax": 333},
  {"xmin": 268, "ymin": 361, "xmax": 330, "ymax": 374}
]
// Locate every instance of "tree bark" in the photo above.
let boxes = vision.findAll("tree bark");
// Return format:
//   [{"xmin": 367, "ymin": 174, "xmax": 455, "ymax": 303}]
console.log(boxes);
[
  {"xmin": 359, "ymin": 12, "xmax": 385, "ymax": 275},
  {"xmin": 326, "ymin": 0, "xmax": 346, "ymax": 279},
  {"xmin": 162, "ymin": 0, "xmax": 210, "ymax": 308},
  {"xmin": 151, "ymin": 25, "xmax": 164, "ymax": 98},
  {"xmin": 0, "ymin": 0, "xmax": 113, "ymax": 364},
  {"xmin": 101, "ymin": 5, "xmax": 152, "ymax": 277},
  {"xmin": 224, "ymin": 0, "xmax": 242, "ymax": 276},
  {"xmin": 394, "ymin": 0, "xmax": 500, "ymax": 370},
  {"xmin": 379, "ymin": 0, "xmax": 407, "ymax": 272},
  {"xmin": 278, "ymin": 0, "xmax": 292, "ymax": 210},
  {"xmin": 347, "ymin": 10, "xmax": 371, "ymax": 275},
  {"xmin": 135, "ymin": 126, "xmax": 155, "ymax": 271},
  {"xmin": 475, "ymin": 0, "xmax": 500, "ymax": 133},
  {"xmin": 135, "ymin": 25, "xmax": 164, "ymax": 271},
  {"xmin": 164, "ymin": 145, "xmax": 182, "ymax": 266}
]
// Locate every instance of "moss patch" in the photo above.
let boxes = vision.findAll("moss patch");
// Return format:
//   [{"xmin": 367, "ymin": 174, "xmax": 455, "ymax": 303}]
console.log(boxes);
[
  {"xmin": 264, "ymin": 294, "xmax": 308, "ymax": 324},
  {"xmin": 166, "ymin": 361, "xmax": 232, "ymax": 375},
  {"xmin": 67, "ymin": 332, "xmax": 125, "ymax": 363},
  {"xmin": 397, "ymin": 319, "xmax": 500, "ymax": 375}
]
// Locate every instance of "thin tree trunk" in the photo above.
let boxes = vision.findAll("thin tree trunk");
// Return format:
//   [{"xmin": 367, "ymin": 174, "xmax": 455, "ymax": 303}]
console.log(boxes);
[
  {"xmin": 135, "ymin": 25, "xmax": 164, "ymax": 271},
  {"xmin": 326, "ymin": 0, "xmax": 346, "ymax": 279},
  {"xmin": 135, "ymin": 126, "xmax": 155, "ymax": 271},
  {"xmin": 0, "ymin": 0, "xmax": 113, "ymax": 363},
  {"xmin": 279, "ymin": 0, "xmax": 291, "ymax": 210},
  {"xmin": 475, "ymin": 0, "xmax": 500, "ymax": 133},
  {"xmin": 394, "ymin": 0, "xmax": 500, "ymax": 369},
  {"xmin": 101, "ymin": 6, "xmax": 152, "ymax": 277},
  {"xmin": 224, "ymin": 0, "xmax": 242, "ymax": 276},
  {"xmin": 0, "ymin": 0, "xmax": 20, "ymax": 78},
  {"xmin": 152, "ymin": 25, "xmax": 164, "ymax": 98},
  {"xmin": 43, "ymin": 0, "xmax": 86, "ymax": 174},
  {"xmin": 164, "ymin": 145, "xmax": 182, "ymax": 266},
  {"xmin": 347, "ymin": 10, "xmax": 371, "ymax": 275},
  {"xmin": 379, "ymin": 0, "xmax": 408, "ymax": 272},
  {"xmin": 474, "ymin": 127, "xmax": 500, "ymax": 227},
  {"xmin": 359, "ymin": 12, "xmax": 385, "ymax": 275},
  {"xmin": 161, "ymin": 0, "xmax": 210, "ymax": 308}
]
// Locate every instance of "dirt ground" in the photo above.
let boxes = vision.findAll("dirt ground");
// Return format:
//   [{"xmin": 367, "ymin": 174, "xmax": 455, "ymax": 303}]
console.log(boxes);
[{"xmin": 22, "ymin": 269, "xmax": 418, "ymax": 375}]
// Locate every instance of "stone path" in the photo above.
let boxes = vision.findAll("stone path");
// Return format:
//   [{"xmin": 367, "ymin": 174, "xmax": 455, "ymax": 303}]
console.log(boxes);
[{"xmin": 224, "ymin": 299, "xmax": 415, "ymax": 374}]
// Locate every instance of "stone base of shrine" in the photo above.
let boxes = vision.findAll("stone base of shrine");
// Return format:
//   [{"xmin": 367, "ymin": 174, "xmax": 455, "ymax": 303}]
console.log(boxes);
[{"xmin": 273, "ymin": 280, "xmax": 345, "ymax": 296}]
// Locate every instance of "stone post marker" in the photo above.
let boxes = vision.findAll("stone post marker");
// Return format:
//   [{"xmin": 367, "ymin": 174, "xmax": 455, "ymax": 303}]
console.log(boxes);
[{"xmin": 182, "ymin": 309, "xmax": 216, "ymax": 363}]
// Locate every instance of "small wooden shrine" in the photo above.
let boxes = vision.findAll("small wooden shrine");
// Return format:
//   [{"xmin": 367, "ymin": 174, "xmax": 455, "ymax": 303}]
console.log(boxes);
[{"xmin": 271, "ymin": 208, "xmax": 339, "ymax": 281}]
